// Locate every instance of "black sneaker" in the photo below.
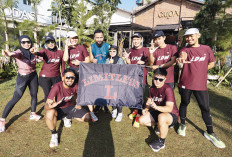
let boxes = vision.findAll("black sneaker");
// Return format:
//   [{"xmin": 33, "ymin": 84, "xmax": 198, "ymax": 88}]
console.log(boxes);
[
  {"xmin": 149, "ymin": 139, "xmax": 165, "ymax": 152},
  {"xmin": 103, "ymin": 106, "xmax": 109, "ymax": 113}
]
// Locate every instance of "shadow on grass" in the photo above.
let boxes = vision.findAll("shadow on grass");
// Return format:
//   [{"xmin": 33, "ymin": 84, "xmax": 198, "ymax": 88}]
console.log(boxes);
[
  {"xmin": 0, "ymin": 75, "xmax": 15, "ymax": 84},
  {"xmin": 83, "ymin": 110, "xmax": 114, "ymax": 157},
  {"xmin": 5, "ymin": 99, "xmax": 44, "ymax": 130}
]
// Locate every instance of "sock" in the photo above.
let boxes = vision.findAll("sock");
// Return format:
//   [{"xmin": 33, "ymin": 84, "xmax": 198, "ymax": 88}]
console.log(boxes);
[
  {"xmin": 50, "ymin": 128, "xmax": 57, "ymax": 134},
  {"xmin": 180, "ymin": 117, "xmax": 186, "ymax": 125},
  {"xmin": 135, "ymin": 116, "xmax": 139, "ymax": 122},
  {"xmin": 132, "ymin": 110, "xmax": 138, "ymax": 115},
  {"xmin": 206, "ymin": 125, "xmax": 214, "ymax": 134},
  {"xmin": 160, "ymin": 138, "xmax": 165, "ymax": 143}
]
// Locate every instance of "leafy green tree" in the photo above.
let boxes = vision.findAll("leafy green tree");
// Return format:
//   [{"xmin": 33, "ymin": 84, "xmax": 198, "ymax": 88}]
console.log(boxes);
[
  {"xmin": 91, "ymin": 0, "xmax": 121, "ymax": 44},
  {"xmin": 71, "ymin": 0, "xmax": 93, "ymax": 44},
  {"xmin": 0, "ymin": 0, "xmax": 18, "ymax": 49}
]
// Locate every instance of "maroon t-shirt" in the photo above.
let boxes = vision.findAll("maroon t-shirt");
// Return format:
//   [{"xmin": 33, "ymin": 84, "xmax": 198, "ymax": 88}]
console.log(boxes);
[
  {"xmin": 149, "ymin": 84, "xmax": 179, "ymax": 118},
  {"xmin": 37, "ymin": 49, "xmax": 65, "ymax": 77},
  {"xmin": 153, "ymin": 44, "xmax": 177, "ymax": 83},
  {"xmin": 68, "ymin": 45, "xmax": 89, "ymax": 68},
  {"xmin": 47, "ymin": 81, "xmax": 78, "ymax": 108},
  {"xmin": 178, "ymin": 45, "xmax": 215, "ymax": 90},
  {"xmin": 129, "ymin": 47, "xmax": 149, "ymax": 84}
]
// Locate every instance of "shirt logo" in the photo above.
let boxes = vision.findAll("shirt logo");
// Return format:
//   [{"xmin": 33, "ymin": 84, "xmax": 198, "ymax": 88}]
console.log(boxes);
[
  {"xmin": 190, "ymin": 54, "xmax": 206, "ymax": 62},
  {"xmin": 157, "ymin": 55, "xmax": 170, "ymax": 61},
  {"xmin": 153, "ymin": 96, "xmax": 162, "ymax": 102},
  {"xmin": 131, "ymin": 56, "xmax": 142, "ymax": 61},
  {"xmin": 47, "ymin": 58, "xmax": 60, "ymax": 63},
  {"xmin": 70, "ymin": 54, "xmax": 80, "ymax": 59}
]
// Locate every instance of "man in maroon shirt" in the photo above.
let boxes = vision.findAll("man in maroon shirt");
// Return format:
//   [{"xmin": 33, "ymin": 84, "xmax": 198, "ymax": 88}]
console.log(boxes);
[
  {"xmin": 139, "ymin": 68, "xmax": 179, "ymax": 152},
  {"xmin": 63, "ymin": 31, "xmax": 98, "ymax": 122},
  {"xmin": 149, "ymin": 31, "xmax": 177, "ymax": 89},
  {"xmin": 123, "ymin": 33, "xmax": 149, "ymax": 128},
  {"xmin": 176, "ymin": 28, "xmax": 225, "ymax": 148},
  {"xmin": 45, "ymin": 68, "xmax": 90, "ymax": 148}
]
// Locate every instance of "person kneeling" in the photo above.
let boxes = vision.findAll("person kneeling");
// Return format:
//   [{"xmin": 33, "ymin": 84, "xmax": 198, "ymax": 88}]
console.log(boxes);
[
  {"xmin": 45, "ymin": 68, "xmax": 90, "ymax": 148},
  {"xmin": 139, "ymin": 68, "xmax": 179, "ymax": 152}
]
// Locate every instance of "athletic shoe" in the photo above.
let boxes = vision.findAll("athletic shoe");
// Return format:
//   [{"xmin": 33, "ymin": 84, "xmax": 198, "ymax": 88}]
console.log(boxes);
[
  {"xmin": 62, "ymin": 117, "xmax": 72, "ymax": 128},
  {"xmin": 29, "ymin": 113, "xmax": 41, "ymax": 121},
  {"xmin": 177, "ymin": 123, "xmax": 186, "ymax": 136},
  {"xmin": 93, "ymin": 106, "xmax": 101, "ymax": 113},
  {"xmin": 115, "ymin": 113, "xmax": 123, "ymax": 122},
  {"xmin": 154, "ymin": 125, "xmax": 160, "ymax": 134},
  {"xmin": 0, "ymin": 119, "xmax": 5, "ymax": 133},
  {"xmin": 129, "ymin": 111, "xmax": 137, "ymax": 120},
  {"xmin": 133, "ymin": 120, "xmax": 140, "ymax": 128},
  {"xmin": 49, "ymin": 133, "xmax": 58, "ymax": 148},
  {"xmin": 204, "ymin": 132, "xmax": 226, "ymax": 148},
  {"xmin": 112, "ymin": 109, "xmax": 117, "ymax": 118},
  {"xmin": 149, "ymin": 139, "xmax": 165, "ymax": 152},
  {"xmin": 90, "ymin": 112, "xmax": 98, "ymax": 122}
]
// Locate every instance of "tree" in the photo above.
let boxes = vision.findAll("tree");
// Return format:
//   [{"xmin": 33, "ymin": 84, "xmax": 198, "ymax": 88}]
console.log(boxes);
[
  {"xmin": 71, "ymin": 0, "xmax": 93, "ymax": 44},
  {"xmin": 91, "ymin": 0, "xmax": 121, "ymax": 44},
  {"xmin": 194, "ymin": 0, "xmax": 232, "ymax": 73},
  {"xmin": 0, "ymin": 0, "xmax": 18, "ymax": 50}
]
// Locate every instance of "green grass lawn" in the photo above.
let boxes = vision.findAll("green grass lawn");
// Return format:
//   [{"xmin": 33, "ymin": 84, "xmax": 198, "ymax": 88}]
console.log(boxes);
[{"xmin": 0, "ymin": 75, "xmax": 231, "ymax": 157}]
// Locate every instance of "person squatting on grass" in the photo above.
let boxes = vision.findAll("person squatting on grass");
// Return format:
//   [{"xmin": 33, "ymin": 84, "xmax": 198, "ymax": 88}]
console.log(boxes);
[
  {"xmin": 0, "ymin": 35, "xmax": 41, "ymax": 133},
  {"xmin": 123, "ymin": 33, "xmax": 149, "ymax": 128},
  {"xmin": 139, "ymin": 68, "xmax": 179, "ymax": 152},
  {"xmin": 89, "ymin": 29, "xmax": 110, "ymax": 113},
  {"xmin": 176, "ymin": 28, "xmax": 226, "ymax": 148},
  {"xmin": 30, "ymin": 35, "xmax": 65, "ymax": 103},
  {"xmin": 105, "ymin": 45, "xmax": 125, "ymax": 122},
  {"xmin": 63, "ymin": 31, "xmax": 98, "ymax": 122},
  {"xmin": 45, "ymin": 68, "xmax": 90, "ymax": 148}
]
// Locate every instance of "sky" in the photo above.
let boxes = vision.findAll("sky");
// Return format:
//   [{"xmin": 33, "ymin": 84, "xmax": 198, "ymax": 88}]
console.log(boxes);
[{"xmin": 117, "ymin": 0, "xmax": 137, "ymax": 12}]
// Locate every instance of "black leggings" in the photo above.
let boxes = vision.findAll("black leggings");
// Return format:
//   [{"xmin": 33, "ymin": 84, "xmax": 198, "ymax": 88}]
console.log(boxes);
[
  {"xmin": 2, "ymin": 72, "xmax": 38, "ymax": 118},
  {"xmin": 178, "ymin": 88, "xmax": 213, "ymax": 133},
  {"xmin": 39, "ymin": 76, "xmax": 61, "ymax": 102}
]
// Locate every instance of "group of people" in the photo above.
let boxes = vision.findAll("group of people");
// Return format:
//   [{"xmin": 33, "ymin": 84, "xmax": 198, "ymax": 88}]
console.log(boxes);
[{"xmin": 0, "ymin": 28, "xmax": 226, "ymax": 151}]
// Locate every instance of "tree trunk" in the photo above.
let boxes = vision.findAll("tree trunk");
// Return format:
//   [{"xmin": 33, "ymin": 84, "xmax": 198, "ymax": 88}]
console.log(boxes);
[
  {"xmin": 58, "ymin": 10, "xmax": 62, "ymax": 49},
  {"xmin": 3, "ymin": 11, "xmax": 9, "ymax": 50}
]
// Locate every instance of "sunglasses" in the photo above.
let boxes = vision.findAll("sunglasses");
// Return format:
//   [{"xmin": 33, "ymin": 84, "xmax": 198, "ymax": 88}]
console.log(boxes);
[
  {"xmin": 46, "ymin": 40, "xmax": 55, "ymax": 44},
  {"xmin": 154, "ymin": 77, "xmax": 165, "ymax": 82},
  {"xmin": 21, "ymin": 41, "xmax": 31, "ymax": 44},
  {"xmin": 65, "ymin": 76, "xmax": 75, "ymax": 80},
  {"xmin": 109, "ymin": 50, "xmax": 117, "ymax": 53}
]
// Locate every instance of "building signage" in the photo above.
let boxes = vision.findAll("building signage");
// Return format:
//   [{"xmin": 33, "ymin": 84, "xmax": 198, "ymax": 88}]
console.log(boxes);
[
  {"xmin": 158, "ymin": 10, "xmax": 179, "ymax": 19},
  {"xmin": 3, "ymin": 8, "xmax": 35, "ymax": 20}
]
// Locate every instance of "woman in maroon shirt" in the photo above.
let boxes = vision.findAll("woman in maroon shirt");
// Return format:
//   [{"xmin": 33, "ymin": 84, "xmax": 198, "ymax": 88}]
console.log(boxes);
[
  {"xmin": 0, "ymin": 35, "xmax": 41, "ymax": 133},
  {"xmin": 31, "ymin": 35, "xmax": 65, "ymax": 102}
]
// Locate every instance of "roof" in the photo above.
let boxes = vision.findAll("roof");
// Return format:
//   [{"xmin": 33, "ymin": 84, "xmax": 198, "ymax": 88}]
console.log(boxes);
[
  {"xmin": 110, "ymin": 22, "xmax": 152, "ymax": 32},
  {"xmin": 153, "ymin": 24, "xmax": 180, "ymax": 30},
  {"xmin": 133, "ymin": 0, "xmax": 204, "ymax": 15}
]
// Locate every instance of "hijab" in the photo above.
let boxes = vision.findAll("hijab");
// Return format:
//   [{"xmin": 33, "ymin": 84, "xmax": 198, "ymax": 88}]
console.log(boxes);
[
  {"xmin": 19, "ymin": 35, "xmax": 34, "ymax": 60},
  {"xmin": 45, "ymin": 35, "xmax": 57, "ymax": 52}
]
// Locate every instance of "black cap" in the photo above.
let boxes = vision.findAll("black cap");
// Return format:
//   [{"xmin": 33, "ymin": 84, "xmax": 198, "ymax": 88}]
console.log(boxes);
[
  {"xmin": 109, "ymin": 45, "xmax": 118, "ymax": 50},
  {"xmin": 153, "ymin": 31, "xmax": 165, "ymax": 39},
  {"xmin": 131, "ymin": 33, "xmax": 142, "ymax": 39},
  {"xmin": 45, "ymin": 35, "xmax": 55, "ymax": 42}
]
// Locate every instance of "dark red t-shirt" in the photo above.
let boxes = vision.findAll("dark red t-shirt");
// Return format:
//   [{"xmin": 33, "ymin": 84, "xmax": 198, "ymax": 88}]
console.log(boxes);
[
  {"xmin": 178, "ymin": 45, "xmax": 215, "ymax": 91},
  {"xmin": 37, "ymin": 49, "xmax": 65, "ymax": 77},
  {"xmin": 47, "ymin": 81, "xmax": 78, "ymax": 108},
  {"xmin": 153, "ymin": 44, "xmax": 177, "ymax": 83},
  {"xmin": 148, "ymin": 84, "xmax": 179, "ymax": 118},
  {"xmin": 129, "ymin": 47, "xmax": 149, "ymax": 84},
  {"xmin": 68, "ymin": 45, "xmax": 89, "ymax": 68}
]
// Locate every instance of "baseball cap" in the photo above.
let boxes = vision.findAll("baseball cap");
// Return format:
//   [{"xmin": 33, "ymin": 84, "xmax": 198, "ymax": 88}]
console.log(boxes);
[
  {"xmin": 131, "ymin": 33, "xmax": 142, "ymax": 39},
  {"xmin": 153, "ymin": 31, "xmax": 165, "ymax": 38},
  {"xmin": 67, "ymin": 31, "xmax": 78, "ymax": 38},
  {"xmin": 184, "ymin": 28, "xmax": 200, "ymax": 36},
  {"xmin": 45, "ymin": 35, "xmax": 55, "ymax": 42}
]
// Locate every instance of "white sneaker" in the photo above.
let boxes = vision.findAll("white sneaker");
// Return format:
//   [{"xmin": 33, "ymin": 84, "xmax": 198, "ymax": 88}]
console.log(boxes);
[
  {"xmin": 0, "ymin": 119, "xmax": 5, "ymax": 133},
  {"xmin": 62, "ymin": 117, "xmax": 72, "ymax": 128},
  {"xmin": 49, "ymin": 133, "xmax": 58, "ymax": 148},
  {"xmin": 115, "ymin": 113, "xmax": 123, "ymax": 122},
  {"xmin": 112, "ymin": 109, "xmax": 117, "ymax": 118},
  {"xmin": 29, "ymin": 113, "xmax": 41, "ymax": 121}
]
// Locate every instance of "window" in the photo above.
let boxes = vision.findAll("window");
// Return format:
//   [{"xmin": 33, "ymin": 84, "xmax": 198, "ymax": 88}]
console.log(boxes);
[{"xmin": 23, "ymin": 0, "xmax": 31, "ymax": 5}]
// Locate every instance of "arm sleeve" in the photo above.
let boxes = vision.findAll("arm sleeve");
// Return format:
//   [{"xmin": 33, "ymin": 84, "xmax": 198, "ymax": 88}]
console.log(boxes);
[
  {"xmin": 47, "ymin": 85, "xmax": 58, "ymax": 101},
  {"xmin": 11, "ymin": 50, "xmax": 23, "ymax": 59},
  {"xmin": 37, "ymin": 49, "xmax": 46, "ymax": 57},
  {"xmin": 82, "ymin": 46, "xmax": 89, "ymax": 57},
  {"xmin": 172, "ymin": 45, "xmax": 178, "ymax": 57},
  {"xmin": 105, "ymin": 58, "xmax": 110, "ymax": 64},
  {"xmin": 165, "ymin": 87, "xmax": 175, "ymax": 103},
  {"xmin": 148, "ymin": 88, "xmax": 152, "ymax": 98},
  {"xmin": 117, "ymin": 58, "xmax": 125, "ymax": 64}
]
